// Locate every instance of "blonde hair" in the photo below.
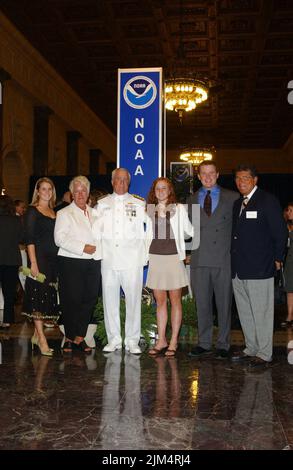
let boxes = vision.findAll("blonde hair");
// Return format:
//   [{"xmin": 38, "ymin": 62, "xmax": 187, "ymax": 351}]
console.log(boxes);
[
  {"xmin": 69, "ymin": 175, "xmax": 90, "ymax": 194},
  {"xmin": 31, "ymin": 177, "xmax": 56, "ymax": 209}
]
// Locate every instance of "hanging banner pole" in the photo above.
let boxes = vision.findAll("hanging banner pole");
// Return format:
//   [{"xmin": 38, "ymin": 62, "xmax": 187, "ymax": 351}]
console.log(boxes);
[{"xmin": 117, "ymin": 67, "xmax": 163, "ymax": 198}]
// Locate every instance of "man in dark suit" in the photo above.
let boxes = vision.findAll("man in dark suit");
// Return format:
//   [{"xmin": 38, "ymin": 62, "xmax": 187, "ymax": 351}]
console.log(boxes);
[
  {"xmin": 187, "ymin": 161, "xmax": 238, "ymax": 359},
  {"xmin": 231, "ymin": 164, "xmax": 287, "ymax": 368}
]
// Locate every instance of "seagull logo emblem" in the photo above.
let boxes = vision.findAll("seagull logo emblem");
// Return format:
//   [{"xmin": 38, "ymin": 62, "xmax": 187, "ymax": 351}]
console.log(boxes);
[{"xmin": 123, "ymin": 76, "xmax": 157, "ymax": 109}]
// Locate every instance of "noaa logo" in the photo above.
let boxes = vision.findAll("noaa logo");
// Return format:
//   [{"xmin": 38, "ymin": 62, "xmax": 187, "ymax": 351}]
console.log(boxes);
[{"xmin": 123, "ymin": 76, "xmax": 157, "ymax": 109}]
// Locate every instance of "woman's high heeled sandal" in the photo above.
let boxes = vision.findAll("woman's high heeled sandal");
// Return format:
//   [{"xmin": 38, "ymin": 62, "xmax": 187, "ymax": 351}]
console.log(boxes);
[
  {"xmin": 148, "ymin": 345, "xmax": 168, "ymax": 356},
  {"xmin": 31, "ymin": 335, "xmax": 54, "ymax": 353},
  {"xmin": 165, "ymin": 344, "xmax": 178, "ymax": 357}
]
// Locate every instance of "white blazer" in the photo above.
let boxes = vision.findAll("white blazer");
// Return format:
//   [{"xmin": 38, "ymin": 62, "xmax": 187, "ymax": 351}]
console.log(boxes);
[
  {"xmin": 54, "ymin": 201, "xmax": 102, "ymax": 260},
  {"xmin": 146, "ymin": 203, "xmax": 194, "ymax": 261}
]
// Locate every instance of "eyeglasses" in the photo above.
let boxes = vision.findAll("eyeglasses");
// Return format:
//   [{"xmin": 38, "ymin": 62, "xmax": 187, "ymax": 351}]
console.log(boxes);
[{"xmin": 235, "ymin": 175, "xmax": 254, "ymax": 182}]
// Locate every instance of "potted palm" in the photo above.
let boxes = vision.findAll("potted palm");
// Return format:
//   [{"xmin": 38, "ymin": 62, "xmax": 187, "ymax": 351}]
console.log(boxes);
[{"xmin": 93, "ymin": 294, "xmax": 197, "ymax": 346}]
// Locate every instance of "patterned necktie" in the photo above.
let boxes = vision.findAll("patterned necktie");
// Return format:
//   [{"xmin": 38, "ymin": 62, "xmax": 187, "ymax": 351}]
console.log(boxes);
[
  {"xmin": 203, "ymin": 190, "xmax": 212, "ymax": 216},
  {"xmin": 240, "ymin": 196, "xmax": 249, "ymax": 216}
]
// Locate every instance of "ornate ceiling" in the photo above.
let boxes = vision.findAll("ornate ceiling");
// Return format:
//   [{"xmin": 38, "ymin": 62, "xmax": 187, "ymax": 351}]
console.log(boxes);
[{"xmin": 1, "ymin": 0, "xmax": 293, "ymax": 151}]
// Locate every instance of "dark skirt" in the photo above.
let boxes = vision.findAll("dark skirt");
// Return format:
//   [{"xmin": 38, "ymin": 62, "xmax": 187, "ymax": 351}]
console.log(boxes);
[
  {"xmin": 22, "ymin": 277, "xmax": 60, "ymax": 321},
  {"xmin": 22, "ymin": 253, "xmax": 60, "ymax": 322}
]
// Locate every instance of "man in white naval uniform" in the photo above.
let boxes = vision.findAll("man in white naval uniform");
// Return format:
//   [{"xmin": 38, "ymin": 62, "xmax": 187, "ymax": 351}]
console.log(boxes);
[{"xmin": 95, "ymin": 168, "xmax": 148, "ymax": 354}]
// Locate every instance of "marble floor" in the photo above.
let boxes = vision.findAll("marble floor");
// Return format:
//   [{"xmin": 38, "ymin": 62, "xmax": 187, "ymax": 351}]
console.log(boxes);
[{"xmin": 0, "ymin": 318, "xmax": 293, "ymax": 452}]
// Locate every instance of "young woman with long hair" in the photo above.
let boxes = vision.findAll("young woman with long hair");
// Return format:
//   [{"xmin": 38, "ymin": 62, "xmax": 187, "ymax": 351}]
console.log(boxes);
[
  {"xmin": 146, "ymin": 177, "xmax": 194, "ymax": 357},
  {"xmin": 23, "ymin": 177, "xmax": 60, "ymax": 356}
]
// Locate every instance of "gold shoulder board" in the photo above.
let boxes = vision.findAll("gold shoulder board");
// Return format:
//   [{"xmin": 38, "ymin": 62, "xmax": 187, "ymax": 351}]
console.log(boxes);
[{"xmin": 132, "ymin": 194, "xmax": 145, "ymax": 201}]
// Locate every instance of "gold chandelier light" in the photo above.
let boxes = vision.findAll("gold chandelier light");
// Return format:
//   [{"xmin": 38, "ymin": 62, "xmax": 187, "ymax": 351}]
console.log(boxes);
[
  {"xmin": 179, "ymin": 147, "xmax": 215, "ymax": 166},
  {"xmin": 165, "ymin": 78, "xmax": 208, "ymax": 119}
]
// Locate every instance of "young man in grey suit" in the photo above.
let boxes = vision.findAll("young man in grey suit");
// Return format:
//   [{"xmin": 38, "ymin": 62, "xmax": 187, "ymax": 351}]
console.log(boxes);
[{"xmin": 187, "ymin": 161, "xmax": 239, "ymax": 359}]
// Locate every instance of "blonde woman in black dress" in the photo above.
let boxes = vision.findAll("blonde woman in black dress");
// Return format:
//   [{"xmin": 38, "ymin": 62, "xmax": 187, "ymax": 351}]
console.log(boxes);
[
  {"xmin": 23, "ymin": 177, "xmax": 59, "ymax": 356},
  {"xmin": 146, "ymin": 178, "xmax": 194, "ymax": 357}
]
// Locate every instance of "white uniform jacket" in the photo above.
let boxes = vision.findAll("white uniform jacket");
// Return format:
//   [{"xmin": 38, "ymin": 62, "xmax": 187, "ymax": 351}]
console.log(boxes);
[
  {"xmin": 54, "ymin": 201, "xmax": 102, "ymax": 260},
  {"xmin": 93, "ymin": 193, "xmax": 149, "ymax": 270},
  {"xmin": 146, "ymin": 203, "xmax": 194, "ymax": 261}
]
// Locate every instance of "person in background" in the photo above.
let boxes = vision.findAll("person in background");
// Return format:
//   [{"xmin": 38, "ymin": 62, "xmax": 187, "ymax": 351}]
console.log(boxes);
[
  {"xmin": 22, "ymin": 178, "xmax": 59, "ymax": 355},
  {"xmin": 87, "ymin": 189, "xmax": 108, "ymax": 299},
  {"xmin": 0, "ymin": 195, "xmax": 23, "ymax": 329},
  {"xmin": 54, "ymin": 191, "xmax": 72, "ymax": 212},
  {"xmin": 146, "ymin": 177, "xmax": 194, "ymax": 357},
  {"xmin": 231, "ymin": 164, "xmax": 288, "ymax": 369},
  {"xmin": 187, "ymin": 161, "xmax": 238, "ymax": 360},
  {"xmin": 14, "ymin": 200, "xmax": 27, "ymax": 217},
  {"xmin": 282, "ymin": 202, "xmax": 293, "ymax": 327},
  {"xmin": 93, "ymin": 168, "xmax": 148, "ymax": 354},
  {"xmin": 15, "ymin": 199, "xmax": 27, "ymax": 292},
  {"xmin": 54, "ymin": 176, "xmax": 101, "ymax": 354},
  {"xmin": 88, "ymin": 189, "xmax": 108, "ymax": 208}
]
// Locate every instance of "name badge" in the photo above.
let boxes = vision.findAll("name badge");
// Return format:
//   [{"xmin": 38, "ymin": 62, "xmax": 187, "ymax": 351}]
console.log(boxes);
[{"xmin": 246, "ymin": 211, "xmax": 257, "ymax": 219}]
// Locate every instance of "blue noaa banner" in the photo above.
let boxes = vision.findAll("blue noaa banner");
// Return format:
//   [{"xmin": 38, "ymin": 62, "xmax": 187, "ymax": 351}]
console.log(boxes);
[{"xmin": 117, "ymin": 68, "xmax": 163, "ymax": 198}]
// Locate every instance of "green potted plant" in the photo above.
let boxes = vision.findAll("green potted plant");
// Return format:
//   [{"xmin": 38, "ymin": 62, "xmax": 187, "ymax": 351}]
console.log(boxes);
[{"xmin": 93, "ymin": 295, "xmax": 197, "ymax": 346}]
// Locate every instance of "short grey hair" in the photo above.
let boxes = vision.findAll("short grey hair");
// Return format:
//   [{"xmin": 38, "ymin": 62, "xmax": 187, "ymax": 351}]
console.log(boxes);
[
  {"xmin": 111, "ymin": 168, "xmax": 131, "ymax": 183},
  {"xmin": 69, "ymin": 175, "xmax": 90, "ymax": 194}
]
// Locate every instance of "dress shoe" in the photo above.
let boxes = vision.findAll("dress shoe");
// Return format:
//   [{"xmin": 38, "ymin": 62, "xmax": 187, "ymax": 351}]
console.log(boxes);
[
  {"xmin": 125, "ymin": 341, "xmax": 142, "ymax": 354},
  {"xmin": 73, "ymin": 340, "xmax": 91, "ymax": 354},
  {"xmin": 231, "ymin": 351, "xmax": 252, "ymax": 363},
  {"xmin": 247, "ymin": 357, "xmax": 270, "ymax": 369},
  {"xmin": 214, "ymin": 348, "xmax": 230, "ymax": 360},
  {"xmin": 103, "ymin": 341, "xmax": 122, "ymax": 353},
  {"xmin": 188, "ymin": 346, "xmax": 213, "ymax": 358},
  {"xmin": 281, "ymin": 320, "xmax": 293, "ymax": 328}
]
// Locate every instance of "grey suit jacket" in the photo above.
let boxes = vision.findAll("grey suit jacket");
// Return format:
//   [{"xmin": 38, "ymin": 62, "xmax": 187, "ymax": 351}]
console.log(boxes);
[{"xmin": 187, "ymin": 187, "xmax": 239, "ymax": 268}]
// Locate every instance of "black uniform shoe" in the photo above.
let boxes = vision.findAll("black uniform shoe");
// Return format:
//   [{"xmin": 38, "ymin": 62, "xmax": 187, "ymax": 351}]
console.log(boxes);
[
  {"xmin": 247, "ymin": 357, "xmax": 270, "ymax": 369},
  {"xmin": 231, "ymin": 351, "xmax": 252, "ymax": 363},
  {"xmin": 214, "ymin": 349, "xmax": 230, "ymax": 360},
  {"xmin": 188, "ymin": 346, "xmax": 213, "ymax": 358}
]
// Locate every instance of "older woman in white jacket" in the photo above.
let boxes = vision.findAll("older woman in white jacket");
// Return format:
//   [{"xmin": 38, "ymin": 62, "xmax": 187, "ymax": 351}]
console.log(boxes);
[
  {"xmin": 146, "ymin": 177, "xmax": 194, "ymax": 357},
  {"xmin": 54, "ymin": 176, "xmax": 102, "ymax": 353}
]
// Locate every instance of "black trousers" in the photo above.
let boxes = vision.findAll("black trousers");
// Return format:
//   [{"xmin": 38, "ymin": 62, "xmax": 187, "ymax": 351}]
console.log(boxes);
[
  {"xmin": 58, "ymin": 257, "xmax": 101, "ymax": 341},
  {"xmin": 0, "ymin": 265, "xmax": 19, "ymax": 323}
]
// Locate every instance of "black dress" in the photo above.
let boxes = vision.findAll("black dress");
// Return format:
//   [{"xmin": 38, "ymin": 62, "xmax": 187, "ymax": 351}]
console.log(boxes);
[{"xmin": 22, "ymin": 206, "xmax": 60, "ymax": 321}]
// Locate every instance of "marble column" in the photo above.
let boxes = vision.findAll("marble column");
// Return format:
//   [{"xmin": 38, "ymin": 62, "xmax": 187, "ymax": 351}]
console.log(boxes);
[{"xmin": 67, "ymin": 131, "xmax": 81, "ymax": 175}]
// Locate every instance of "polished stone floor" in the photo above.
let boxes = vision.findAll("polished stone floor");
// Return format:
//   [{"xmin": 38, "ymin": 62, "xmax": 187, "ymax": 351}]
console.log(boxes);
[{"xmin": 0, "ymin": 319, "xmax": 293, "ymax": 451}]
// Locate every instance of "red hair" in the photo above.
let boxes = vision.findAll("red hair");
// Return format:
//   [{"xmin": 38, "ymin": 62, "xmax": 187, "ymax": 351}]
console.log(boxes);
[{"xmin": 147, "ymin": 177, "xmax": 177, "ymax": 206}]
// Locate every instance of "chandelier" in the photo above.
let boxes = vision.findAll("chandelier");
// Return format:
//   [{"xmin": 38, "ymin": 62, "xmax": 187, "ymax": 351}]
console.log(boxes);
[
  {"xmin": 165, "ymin": 78, "xmax": 208, "ymax": 119},
  {"xmin": 179, "ymin": 147, "xmax": 215, "ymax": 166}
]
